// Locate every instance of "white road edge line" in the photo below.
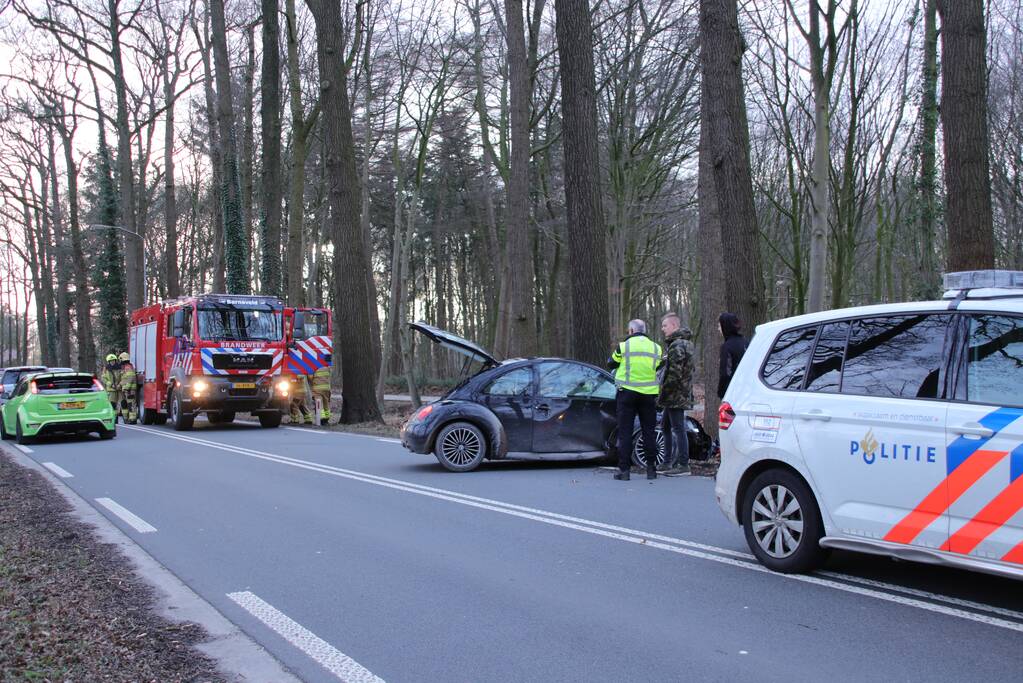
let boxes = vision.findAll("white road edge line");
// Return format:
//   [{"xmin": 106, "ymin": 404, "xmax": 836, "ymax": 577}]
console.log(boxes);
[
  {"xmin": 95, "ymin": 497, "xmax": 158, "ymax": 533},
  {"xmin": 42, "ymin": 462, "xmax": 73, "ymax": 478},
  {"xmin": 376, "ymin": 438, "xmax": 401, "ymax": 444},
  {"xmin": 126, "ymin": 425, "xmax": 1023, "ymax": 632},
  {"xmin": 227, "ymin": 591, "xmax": 384, "ymax": 683},
  {"xmin": 13, "ymin": 443, "xmax": 33, "ymax": 454},
  {"xmin": 284, "ymin": 426, "xmax": 330, "ymax": 435}
]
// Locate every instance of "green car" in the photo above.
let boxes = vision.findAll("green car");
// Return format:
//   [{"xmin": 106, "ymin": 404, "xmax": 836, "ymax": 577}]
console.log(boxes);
[{"xmin": 0, "ymin": 372, "xmax": 116, "ymax": 445}]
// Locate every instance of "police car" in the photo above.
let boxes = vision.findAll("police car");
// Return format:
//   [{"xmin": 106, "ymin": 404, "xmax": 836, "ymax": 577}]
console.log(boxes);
[{"xmin": 715, "ymin": 270, "xmax": 1023, "ymax": 580}]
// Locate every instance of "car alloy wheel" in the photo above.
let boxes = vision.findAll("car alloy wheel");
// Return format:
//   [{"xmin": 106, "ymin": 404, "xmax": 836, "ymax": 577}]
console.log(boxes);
[
  {"xmin": 434, "ymin": 422, "xmax": 487, "ymax": 472},
  {"xmin": 750, "ymin": 484, "xmax": 803, "ymax": 559},
  {"xmin": 631, "ymin": 429, "xmax": 666, "ymax": 468}
]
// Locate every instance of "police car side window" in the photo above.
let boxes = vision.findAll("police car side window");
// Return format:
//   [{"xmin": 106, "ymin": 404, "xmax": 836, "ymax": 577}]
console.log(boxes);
[
  {"xmin": 484, "ymin": 368, "xmax": 533, "ymax": 396},
  {"xmin": 761, "ymin": 326, "xmax": 817, "ymax": 390},
  {"xmin": 841, "ymin": 314, "xmax": 949, "ymax": 399},
  {"xmin": 966, "ymin": 315, "xmax": 1023, "ymax": 407},
  {"xmin": 803, "ymin": 321, "xmax": 848, "ymax": 393}
]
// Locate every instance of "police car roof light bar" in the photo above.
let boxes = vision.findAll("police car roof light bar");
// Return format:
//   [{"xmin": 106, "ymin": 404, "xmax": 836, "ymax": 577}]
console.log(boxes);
[{"xmin": 942, "ymin": 270, "xmax": 1023, "ymax": 291}]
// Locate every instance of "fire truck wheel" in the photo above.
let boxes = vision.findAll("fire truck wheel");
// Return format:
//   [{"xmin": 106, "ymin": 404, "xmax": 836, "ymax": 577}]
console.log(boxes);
[
  {"xmin": 258, "ymin": 411, "xmax": 282, "ymax": 428},
  {"xmin": 141, "ymin": 408, "xmax": 157, "ymax": 425},
  {"xmin": 168, "ymin": 388, "xmax": 195, "ymax": 431}
]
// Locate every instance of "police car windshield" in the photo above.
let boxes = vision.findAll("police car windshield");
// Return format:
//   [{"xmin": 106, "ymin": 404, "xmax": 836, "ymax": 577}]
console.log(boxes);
[{"xmin": 197, "ymin": 306, "xmax": 282, "ymax": 342}]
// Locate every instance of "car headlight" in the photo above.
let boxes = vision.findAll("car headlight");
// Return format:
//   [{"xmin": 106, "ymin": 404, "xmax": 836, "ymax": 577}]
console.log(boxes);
[
  {"xmin": 275, "ymin": 379, "xmax": 290, "ymax": 396},
  {"xmin": 193, "ymin": 379, "xmax": 209, "ymax": 397}
]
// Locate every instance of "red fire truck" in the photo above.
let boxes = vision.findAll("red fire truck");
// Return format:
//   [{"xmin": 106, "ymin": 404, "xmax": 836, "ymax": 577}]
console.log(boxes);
[{"xmin": 128, "ymin": 294, "xmax": 332, "ymax": 431}]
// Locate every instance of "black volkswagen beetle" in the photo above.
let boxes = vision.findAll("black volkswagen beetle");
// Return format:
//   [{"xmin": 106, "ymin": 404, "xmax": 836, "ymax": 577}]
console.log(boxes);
[{"xmin": 400, "ymin": 323, "xmax": 709, "ymax": 472}]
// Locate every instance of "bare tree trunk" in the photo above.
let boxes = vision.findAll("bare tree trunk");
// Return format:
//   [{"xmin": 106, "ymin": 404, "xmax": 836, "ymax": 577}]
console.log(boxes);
[
  {"xmin": 242, "ymin": 23, "xmax": 257, "ymax": 287},
  {"xmin": 699, "ymin": 0, "xmax": 765, "ymax": 329},
  {"xmin": 555, "ymin": 0, "xmax": 611, "ymax": 366},
  {"xmin": 805, "ymin": 4, "xmax": 830, "ymax": 313},
  {"xmin": 209, "ymin": 0, "xmax": 249, "ymax": 293},
  {"xmin": 305, "ymin": 0, "xmax": 382, "ymax": 423},
  {"xmin": 916, "ymin": 0, "xmax": 939, "ymax": 298},
  {"xmin": 936, "ymin": 0, "xmax": 995, "ymax": 269},
  {"xmin": 45, "ymin": 131, "xmax": 73, "ymax": 366},
  {"xmin": 261, "ymin": 0, "xmax": 284, "ymax": 297},
  {"xmin": 698, "ymin": 87, "xmax": 724, "ymax": 440},
  {"xmin": 500, "ymin": 0, "xmax": 537, "ymax": 358},
  {"xmin": 196, "ymin": 14, "xmax": 226, "ymax": 292},
  {"xmin": 163, "ymin": 66, "xmax": 180, "ymax": 299}
]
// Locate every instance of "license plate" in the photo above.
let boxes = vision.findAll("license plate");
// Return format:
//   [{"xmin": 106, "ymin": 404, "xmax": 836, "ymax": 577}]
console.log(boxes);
[
  {"xmin": 58, "ymin": 401, "xmax": 86, "ymax": 410},
  {"xmin": 233, "ymin": 382, "xmax": 256, "ymax": 390}
]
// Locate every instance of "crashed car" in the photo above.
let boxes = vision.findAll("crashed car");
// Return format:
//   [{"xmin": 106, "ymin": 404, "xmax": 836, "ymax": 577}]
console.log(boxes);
[{"xmin": 400, "ymin": 322, "xmax": 710, "ymax": 472}]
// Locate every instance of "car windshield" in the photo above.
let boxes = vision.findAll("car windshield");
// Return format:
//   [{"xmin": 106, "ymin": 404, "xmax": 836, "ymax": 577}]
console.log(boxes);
[
  {"xmin": 197, "ymin": 306, "xmax": 282, "ymax": 342},
  {"xmin": 33, "ymin": 375, "xmax": 97, "ymax": 395}
]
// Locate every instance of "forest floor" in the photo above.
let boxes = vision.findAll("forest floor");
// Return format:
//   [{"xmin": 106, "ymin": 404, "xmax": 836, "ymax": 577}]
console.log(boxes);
[{"xmin": 0, "ymin": 451, "xmax": 223, "ymax": 682}]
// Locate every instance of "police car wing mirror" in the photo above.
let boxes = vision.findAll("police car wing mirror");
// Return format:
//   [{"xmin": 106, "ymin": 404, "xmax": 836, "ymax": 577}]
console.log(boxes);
[{"xmin": 171, "ymin": 309, "xmax": 186, "ymax": 337}]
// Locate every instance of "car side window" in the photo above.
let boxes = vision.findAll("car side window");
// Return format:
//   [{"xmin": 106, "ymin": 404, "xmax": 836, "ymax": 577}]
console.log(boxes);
[
  {"xmin": 761, "ymin": 326, "xmax": 817, "ymax": 390},
  {"xmin": 965, "ymin": 314, "xmax": 1023, "ymax": 407},
  {"xmin": 14, "ymin": 380, "xmax": 28, "ymax": 398},
  {"xmin": 484, "ymin": 368, "xmax": 533, "ymax": 396},
  {"xmin": 841, "ymin": 314, "xmax": 950, "ymax": 399},
  {"xmin": 804, "ymin": 321, "xmax": 848, "ymax": 393},
  {"xmin": 537, "ymin": 362, "xmax": 612, "ymax": 399}
]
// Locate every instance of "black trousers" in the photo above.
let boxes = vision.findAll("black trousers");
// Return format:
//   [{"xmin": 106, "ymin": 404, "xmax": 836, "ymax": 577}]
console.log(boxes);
[{"xmin": 616, "ymin": 389, "xmax": 658, "ymax": 472}]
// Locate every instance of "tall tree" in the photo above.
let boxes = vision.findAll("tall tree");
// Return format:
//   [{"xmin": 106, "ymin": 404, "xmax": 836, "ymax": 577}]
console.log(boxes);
[
  {"xmin": 260, "ymin": 0, "xmax": 284, "ymax": 296},
  {"xmin": 554, "ymin": 0, "xmax": 610, "ymax": 366},
  {"xmin": 915, "ymin": 0, "xmax": 940, "ymax": 297},
  {"xmin": 209, "ymin": 0, "xmax": 249, "ymax": 293},
  {"xmin": 700, "ymin": 0, "xmax": 765, "ymax": 329},
  {"xmin": 936, "ymin": 0, "xmax": 995, "ymax": 270},
  {"xmin": 304, "ymin": 0, "xmax": 383, "ymax": 423},
  {"xmin": 497, "ymin": 0, "xmax": 538, "ymax": 358}
]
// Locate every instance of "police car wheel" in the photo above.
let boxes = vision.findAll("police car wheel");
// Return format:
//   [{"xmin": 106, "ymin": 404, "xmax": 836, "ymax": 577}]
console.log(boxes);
[
  {"xmin": 435, "ymin": 422, "xmax": 486, "ymax": 472},
  {"xmin": 742, "ymin": 469, "xmax": 826, "ymax": 574},
  {"xmin": 630, "ymin": 429, "xmax": 667, "ymax": 468}
]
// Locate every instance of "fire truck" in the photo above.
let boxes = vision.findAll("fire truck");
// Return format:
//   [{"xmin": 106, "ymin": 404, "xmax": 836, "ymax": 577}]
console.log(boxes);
[{"xmin": 128, "ymin": 294, "xmax": 332, "ymax": 431}]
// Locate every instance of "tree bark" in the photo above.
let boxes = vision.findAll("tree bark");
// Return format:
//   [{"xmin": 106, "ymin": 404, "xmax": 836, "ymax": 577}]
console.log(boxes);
[
  {"xmin": 209, "ymin": 0, "xmax": 249, "ymax": 293},
  {"xmin": 698, "ymin": 87, "xmax": 725, "ymax": 440},
  {"xmin": 242, "ymin": 24, "xmax": 257, "ymax": 287},
  {"xmin": 305, "ymin": 0, "xmax": 383, "ymax": 423},
  {"xmin": 196, "ymin": 14, "xmax": 226, "ymax": 292},
  {"xmin": 45, "ymin": 131, "xmax": 73, "ymax": 366},
  {"xmin": 554, "ymin": 0, "xmax": 611, "ymax": 366},
  {"xmin": 936, "ymin": 0, "xmax": 995, "ymax": 270},
  {"xmin": 163, "ymin": 53, "xmax": 181, "ymax": 299},
  {"xmin": 915, "ymin": 0, "xmax": 940, "ymax": 298},
  {"xmin": 261, "ymin": 0, "xmax": 284, "ymax": 297},
  {"xmin": 499, "ymin": 0, "xmax": 537, "ymax": 358},
  {"xmin": 699, "ymin": 0, "xmax": 765, "ymax": 329}
]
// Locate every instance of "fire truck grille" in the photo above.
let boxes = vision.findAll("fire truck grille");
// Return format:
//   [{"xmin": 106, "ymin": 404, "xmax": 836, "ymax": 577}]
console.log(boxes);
[{"xmin": 211, "ymin": 353, "xmax": 273, "ymax": 371}]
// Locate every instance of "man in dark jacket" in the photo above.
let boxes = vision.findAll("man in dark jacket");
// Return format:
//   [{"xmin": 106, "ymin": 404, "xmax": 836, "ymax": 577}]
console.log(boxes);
[
  {"xmin": 658, "ymin": 313, "xmax": 695, "ymax": 475},
  {"xmin": 718, "ymin": 312, "xmax": 748, "ymax": 399}
]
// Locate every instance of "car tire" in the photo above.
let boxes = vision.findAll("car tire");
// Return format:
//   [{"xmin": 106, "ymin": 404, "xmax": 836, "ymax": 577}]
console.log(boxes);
[
  {"xmin": 16, "ymin": 418, "xmax": 34, "ymax": 446},
  {"xmin": 434, "ymin": 421, "xmax": 487, "ymax": 472},
  {"xmin": 741, "ymin": 468, "xmax": 827, "ymax": 574},
  {"xmin": 0, "ymin": 416, "xmax": 10, "ymax": 441},
  {"xmin": 141, "ymin": 408, "xmax": 157, "ymax": 425},
  {"xmin": 258, "ymin": 411, "xmax": 282, "ymax": 428},
  {"xmin": 168, "ymin": 389, "xmax": 194, "ymax": 431},
  {"xmin": 630, "ymin": 428, "xmax": 666, "ymax": 468},
  {"xmin": 100, "ymin": 428, "xmax": 116, "ymax": 440}
]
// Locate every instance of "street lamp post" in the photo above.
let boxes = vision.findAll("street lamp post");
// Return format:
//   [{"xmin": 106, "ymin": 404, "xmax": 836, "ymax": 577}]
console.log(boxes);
[{"xmin": 87, "ymin": 224, "xmax": 147, "ymax": 304}]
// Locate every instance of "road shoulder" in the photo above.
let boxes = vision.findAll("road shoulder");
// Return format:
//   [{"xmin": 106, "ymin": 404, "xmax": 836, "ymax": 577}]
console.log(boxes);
[{"xmin": 0, "ymin": 442, "xmax": 299, "ymax": 683}]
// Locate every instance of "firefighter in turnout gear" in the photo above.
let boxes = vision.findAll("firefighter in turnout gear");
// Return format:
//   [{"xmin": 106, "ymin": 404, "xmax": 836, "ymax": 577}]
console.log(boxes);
[
  {"xmin": 283, "ymin": 371, "xmax": 313, "ymax": 425},
  {"xmin": 312, "ymin": 355, "xmax": 332, "ymax": 424},
  {"xmin": 100, "ymin": 353, "xmax": 121, "ymax": 416},
  {"xmin": 118, "ymin": 352, "xmax": 138, "ymax": 424}
]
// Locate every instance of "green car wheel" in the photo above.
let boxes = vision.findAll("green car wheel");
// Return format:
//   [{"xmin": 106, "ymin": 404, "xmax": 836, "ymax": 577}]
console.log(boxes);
[{"xmin": 16, "ymin": 418, "xmax": 34, "ymax": 446}]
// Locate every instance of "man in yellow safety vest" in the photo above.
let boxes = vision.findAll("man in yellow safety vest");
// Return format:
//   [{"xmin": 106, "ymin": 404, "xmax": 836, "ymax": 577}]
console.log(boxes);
[{"xmin": 608, "ymin": 319, "xmax": 663, "ymax": 481}]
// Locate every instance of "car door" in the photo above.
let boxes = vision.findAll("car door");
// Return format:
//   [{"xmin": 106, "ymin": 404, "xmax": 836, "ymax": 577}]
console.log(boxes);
[
  {"xmin": 478, "ymin": 366, "xmax": 534, "ymax": 454},
  {"xmin": 792, "ymin": 313, "xmax": 953, "ymax": 549},
  {"xmin": 944, "ymin": 313, "xmax": 1023, "ymax": 566},
  {"xmin": 532, "ymin": 361, "xmax": 616, "ymax": 454}
]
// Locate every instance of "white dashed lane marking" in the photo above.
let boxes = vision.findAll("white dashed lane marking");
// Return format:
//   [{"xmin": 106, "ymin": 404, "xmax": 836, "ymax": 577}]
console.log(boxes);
[
  {"xmin": 13, "ymin": 443, "xmax": 33, "ymax": 454},
  {"xmin": 95, "ymin": 497, "xmax": 158, "ymax": 533},
  {"xmin": 228, "ymin": 591, "xmax": 384, "ymax": 682},
  {"xmin": 42, "ymin": 462, "xmax": 73, "ymax": 478}
]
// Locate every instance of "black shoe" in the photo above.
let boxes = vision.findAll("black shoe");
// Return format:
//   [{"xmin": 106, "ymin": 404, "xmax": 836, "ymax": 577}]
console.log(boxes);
[
  {"xmin": 613, "ymin": 471, "xmax": 630, "ymax": 481},
  {"xmin": 647, "ymin": 468, "xmax": 657, "ymax": 480}
]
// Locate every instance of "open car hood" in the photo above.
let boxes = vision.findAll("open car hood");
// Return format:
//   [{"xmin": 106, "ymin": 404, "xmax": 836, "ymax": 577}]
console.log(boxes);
[{"xmin": 409, "ymin": 322, "xmax": 499, "ymax": 369}]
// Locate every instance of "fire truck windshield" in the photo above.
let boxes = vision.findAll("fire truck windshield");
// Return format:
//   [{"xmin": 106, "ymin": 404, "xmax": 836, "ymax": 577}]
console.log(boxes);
[{"xmin": 197, "ymin": 306, "xmax": 283, "ymax": 342}]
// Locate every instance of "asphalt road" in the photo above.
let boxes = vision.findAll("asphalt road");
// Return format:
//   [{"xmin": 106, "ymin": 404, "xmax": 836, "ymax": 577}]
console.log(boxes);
[{"xmin": 9, "ymin": 421, "xmax": 1023, "ymax": 682}]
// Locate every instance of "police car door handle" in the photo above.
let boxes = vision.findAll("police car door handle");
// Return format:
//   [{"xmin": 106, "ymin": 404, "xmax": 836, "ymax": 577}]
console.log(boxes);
[
  {"xmin": 950, "ymin": 424, "xmax": 994, "ymax": 439},
  {"xmin": 795, "ymin": 410, "xmax": 831, "ymax": 422}
]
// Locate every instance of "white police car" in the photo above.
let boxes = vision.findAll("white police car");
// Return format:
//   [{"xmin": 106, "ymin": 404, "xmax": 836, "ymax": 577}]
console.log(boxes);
[{"xmin": 715, "ymin": 270, "xmax": 1023, "ymax": 580}]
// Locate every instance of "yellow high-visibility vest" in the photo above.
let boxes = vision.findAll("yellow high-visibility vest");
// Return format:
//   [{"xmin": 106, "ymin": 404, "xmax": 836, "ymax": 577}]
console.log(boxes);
[{"xmin": 612, "ymin": 335, "xmax": 662, "ymax": 395}]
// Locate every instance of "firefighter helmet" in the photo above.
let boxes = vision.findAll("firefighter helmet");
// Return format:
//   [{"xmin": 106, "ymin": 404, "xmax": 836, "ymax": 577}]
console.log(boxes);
[
  {"xmin": 118, "ymin": 352, "xmax": 130, "ymax": 362},
  {"xmin": 105, "ymin": 353, "xmax": 118, "ymax": 363}
]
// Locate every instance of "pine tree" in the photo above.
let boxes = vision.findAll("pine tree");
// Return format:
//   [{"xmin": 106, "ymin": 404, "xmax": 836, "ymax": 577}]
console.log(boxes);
[{"xmin": 83, "ymin": 141, "xmax": 128, "ymax": 355}]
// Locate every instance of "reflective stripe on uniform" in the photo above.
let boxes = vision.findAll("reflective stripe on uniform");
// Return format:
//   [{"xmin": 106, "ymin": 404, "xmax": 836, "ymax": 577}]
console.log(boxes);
[{"xmin": 614, "ymin": 336, "xmax": 662, "ymax": 394}]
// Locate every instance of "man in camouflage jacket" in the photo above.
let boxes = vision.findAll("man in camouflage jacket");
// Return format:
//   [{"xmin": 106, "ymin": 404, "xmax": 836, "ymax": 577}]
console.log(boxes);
[{"xmin": 658, "ymin": 313, "xmax": 695, "ymax": 474}]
